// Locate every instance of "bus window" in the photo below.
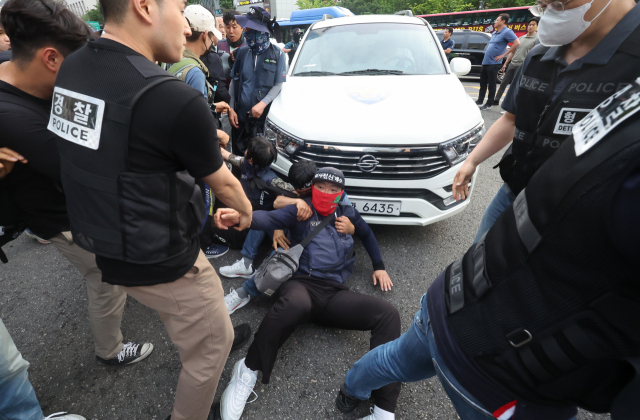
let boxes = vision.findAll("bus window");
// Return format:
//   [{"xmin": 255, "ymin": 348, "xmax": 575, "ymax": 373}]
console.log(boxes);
[
  {"xmin": 468, "ymin": 33, "xmax": 489, "ymax": 50},
  {"xmin": 483, "ymin": 15, "xmax": 497, "ymax": 24},
  {"xmin": 511, "ymin": 10, "xmax": 528, "ymax": 23},
  {"xmin": 461, "ymin": 14, "xmax": 472, "ymax": 26}
]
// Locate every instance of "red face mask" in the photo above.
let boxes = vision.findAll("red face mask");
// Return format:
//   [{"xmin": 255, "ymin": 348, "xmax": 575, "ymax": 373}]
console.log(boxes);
[{"xmin": 312, "ymin": 187, "xmax": 342, "ymax": 216}]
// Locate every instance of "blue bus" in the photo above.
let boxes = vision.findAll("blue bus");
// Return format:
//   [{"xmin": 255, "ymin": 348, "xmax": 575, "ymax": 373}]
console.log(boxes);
[{"xmin": 275, "ymin": 6, "xmax": 354, "ymax": 44}]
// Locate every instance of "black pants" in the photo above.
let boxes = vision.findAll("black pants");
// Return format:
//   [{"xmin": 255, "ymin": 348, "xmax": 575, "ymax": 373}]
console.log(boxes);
[
  {"xmin": 495, "ymin": 63, "xmax": 520, "ymax": 104},
  {"xmin": 231, "ymin": 117, "xmax": 267, "ymax": 156},
  {"xmin": 245, "ymin": 276, "xmax": 402, "ymax": 413},
  {"xmin": 478, "ymin": 64, "xmax": 502, "ymax": 105}
]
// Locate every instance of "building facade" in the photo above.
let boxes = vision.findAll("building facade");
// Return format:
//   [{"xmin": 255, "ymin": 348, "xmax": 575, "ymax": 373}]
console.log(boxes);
[
  {"xmin": 234, "ymin": 0, "xmax": 299, "ymax": 20},
  {"xmin": 64, "ymin": 0, "xmax": 98, "ymax": 18}
]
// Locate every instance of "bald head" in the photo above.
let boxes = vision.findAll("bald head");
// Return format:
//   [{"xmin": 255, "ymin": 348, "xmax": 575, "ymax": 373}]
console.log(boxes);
[{"xmin": 216, "ymin": 16, "xmax": 225, "ymax": 39}]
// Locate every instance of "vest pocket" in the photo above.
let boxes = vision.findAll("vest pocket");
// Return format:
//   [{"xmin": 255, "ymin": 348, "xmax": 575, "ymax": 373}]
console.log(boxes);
[
  {"xmin": 119, "ymin": 172, "xmax": 171, "ymax": 262},
  {"xmin": 260, "ymin": 63, "xmax": 277, "ymax": 87}
]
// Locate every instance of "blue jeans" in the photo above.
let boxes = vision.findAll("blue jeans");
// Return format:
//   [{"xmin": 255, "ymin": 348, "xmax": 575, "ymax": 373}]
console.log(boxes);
[
  {"xmin": 242, "ymin": 248, "xmax": 279, "ymax": 298},
  {"xmin": 344, "ymin": 295, "xmax": 577, "ymax": 420},
  {"xmin": 0, "ymin": 319, "xmax": 43, "ymax": 420},
  {"xmin": 473, "ymin": 183, "xmax": 516, "ymax": 244},
  {"xmin": 241, "ymin": 229, "xmax": 266, "ymax": 260},
  {"xmin": 345, "ymin": 294, "xmax": 495, "ymax": 419}
]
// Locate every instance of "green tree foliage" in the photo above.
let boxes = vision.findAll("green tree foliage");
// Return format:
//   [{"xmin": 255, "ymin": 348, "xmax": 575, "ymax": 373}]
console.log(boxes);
[
  {"xmin": 307, "ymin": 0, "xmax": 532, "ymax": 16},
  {"xmin": 220, "ymin": 0, "xmax": 234, "ymax": 10},
  {"xmin": 82, "ymin": 4, "xmax": 104, "ymax": 25},
  {"xmin": 296, "ymin": 0, "xmax": 339, "ymax": 9}
]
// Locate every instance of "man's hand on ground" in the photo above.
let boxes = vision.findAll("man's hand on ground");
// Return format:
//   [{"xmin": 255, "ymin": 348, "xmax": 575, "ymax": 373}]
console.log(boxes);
[{"xmin": 372, "ymin": 270, "xmax": 393, "ymax": 291}]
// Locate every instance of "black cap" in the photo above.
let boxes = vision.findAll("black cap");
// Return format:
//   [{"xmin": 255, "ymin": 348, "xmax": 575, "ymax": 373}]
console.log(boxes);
[
  {"xmin": 313, "ymin": 167, "xmax": 345, "ymax": 188},
  {"xmin": 293, "ymin": 28, "xmax": 302, "ymax": 34},
  {"xmin": 235, "ymin": 6, "xmax": 274, "ymax": 34}
]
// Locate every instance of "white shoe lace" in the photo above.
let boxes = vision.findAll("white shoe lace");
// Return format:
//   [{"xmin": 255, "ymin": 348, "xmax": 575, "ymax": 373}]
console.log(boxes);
[
  {"xmin": 224, "ymin": 288, "xmax": 239, "ymax": 305},
  {"xmin": 117, "ymin": 342, "xmax": 139, "ymax": 362},
  {"xmin": 232, "ymin": 372, "xmax": 258, "ymax": 408},
  {"xmin": 230, "ymin": 259, "xmax": 247, "ymax": 271}
]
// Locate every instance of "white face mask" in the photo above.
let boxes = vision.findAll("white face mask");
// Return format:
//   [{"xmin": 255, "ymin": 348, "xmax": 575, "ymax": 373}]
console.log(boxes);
[{"xmin": 538, "ymin": 0, "xmax": 612, "ymax": 47}]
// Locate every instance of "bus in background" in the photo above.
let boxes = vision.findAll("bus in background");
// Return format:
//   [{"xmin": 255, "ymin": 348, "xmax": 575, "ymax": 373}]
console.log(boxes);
[
  {"xmin": 418, "ymin": 6, "xmax": 534, "ymax": 37},
  {"xmin": 275, "ymin": 6, "xmax": 354, "ymax": 45}
]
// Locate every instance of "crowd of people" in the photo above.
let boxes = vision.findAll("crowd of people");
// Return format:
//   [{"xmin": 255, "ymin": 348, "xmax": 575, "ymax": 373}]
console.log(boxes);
[{"xmin": 0, "ymin": 0, "xmax": 639, "ymax": 419}]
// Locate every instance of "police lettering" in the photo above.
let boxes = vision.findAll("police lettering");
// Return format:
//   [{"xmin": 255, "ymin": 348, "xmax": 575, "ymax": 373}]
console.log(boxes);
[
  {"xmin": 51, "ymin": 116, "xmax": 90, "ymax": 142},
  {"xmin": 567, "ymin": 82, "xmax": 630, "ymax": 94},
  {"xmin": 542, "ymin": 138, "xmax": 561, "ymax": 148},
  {"xmin": 519, "ymin": 76, "xmax": 549, "ymax": 93}
]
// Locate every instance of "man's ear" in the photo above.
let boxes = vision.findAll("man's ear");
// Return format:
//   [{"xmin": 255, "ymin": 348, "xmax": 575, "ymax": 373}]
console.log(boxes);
[
  {"xmin": 132, "ymin": 0, "xmax": 156, "ymax": 25},
  {"xmin": 42, "ymin": 48, "xmax": 63, "ymax": 73}
]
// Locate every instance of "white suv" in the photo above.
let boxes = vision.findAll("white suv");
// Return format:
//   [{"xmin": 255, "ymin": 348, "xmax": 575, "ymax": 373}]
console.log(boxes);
[{"xmin": 265, "ymin": 14, "xmax": 483, "ymax": 226}]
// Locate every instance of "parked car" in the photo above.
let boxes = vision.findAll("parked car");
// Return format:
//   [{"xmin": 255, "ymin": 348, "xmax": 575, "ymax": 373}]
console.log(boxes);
[
  {"xmin": 435, "ymin": 29, "xmax": 500, "ymax": 78},
  {"xmin": 264, "ymin": 14, "xmax": 484, "ymax": 226}
]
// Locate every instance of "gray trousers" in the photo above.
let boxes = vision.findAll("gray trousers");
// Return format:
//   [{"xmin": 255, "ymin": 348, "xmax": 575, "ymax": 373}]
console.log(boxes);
[{"xmin": 496, "ymin": 63, "xmax": 520, "ymax": 104}]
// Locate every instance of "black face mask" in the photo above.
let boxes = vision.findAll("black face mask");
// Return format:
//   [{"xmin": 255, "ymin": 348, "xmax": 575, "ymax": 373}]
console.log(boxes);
[
  {"xmin": 293, "ymin": 34, "xmax": 301, "ymax": 42},
  {"xmin": 202, "ymin": 36, "xmax": 212, "ymax": 57}
]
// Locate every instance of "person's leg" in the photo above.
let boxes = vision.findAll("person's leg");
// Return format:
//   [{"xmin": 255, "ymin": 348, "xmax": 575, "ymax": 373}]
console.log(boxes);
[
  {"xmin": 486, "ymin": 65, "xmax": 500, "ymax": 105},
  {"xmin": 477, "ymin": 65, "xmax": 488, "ymax": 104},
  {"xmin": 122, "ymin": 251, "xmax": 233, "ymax": 420},
  {"xmin": 243, "ymin": 280, "xmax": 314, "ymax": 383},
  {"xmin": 49, "ymin": 232, "xmax": 126, "ymax": 360},
  {"xmin": 0, "ymin": 318, "xmax": 43, "ymax": 420},
  {"xmin": 240, "ymin": 229, "xmax": 266, "ymax": 262},
  {"xmin": 317, "ymin": 290, "xmax": 402, "ymax": 413},
  {"xmin": 473, "ymin": 183, "xmax": 516, "ymax": 244},
  {"xmin": 495, "ymin": 64, "xmax": 517, "ymax": 103},
  {"xmin": 242, "ymin": 275, "xmax": 261, "ymax": 298}
]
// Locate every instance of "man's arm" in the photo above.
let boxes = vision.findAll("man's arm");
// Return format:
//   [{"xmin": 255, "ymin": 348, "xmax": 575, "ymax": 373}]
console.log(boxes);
[
  {"xmin": 214, "ymin": 205, "xmax": 299, "ymax": 232},
  {"xmin": 349, "ymin": 209, "xmax": 393, "ymax": 291},
  {"xmin": 202, "ymin": 166, "xmax": 252, "ymax": 230},
  {"xmin": 274, "ymin": 196, "xmax": 312, "ymax": 221},
  {"xmin": 452, "ymin": 111, "xmax": 516, "ymax": 201},
  {"xmin": 495, "ymin": 37, "xmax": 520, "ymax": 61},
  {"xmin": 184, "ymin": 68, "xmax": 208, "ymax": 99}
]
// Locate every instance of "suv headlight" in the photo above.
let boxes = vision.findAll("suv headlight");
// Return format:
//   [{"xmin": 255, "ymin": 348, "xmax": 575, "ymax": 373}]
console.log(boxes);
[
  {"xmin": 439, "ymin": 122, "xmax": 485, "ymax": 166},
  {"xmin": 266, "ymin": 120, "xmax": 305, "ymax": 156}
]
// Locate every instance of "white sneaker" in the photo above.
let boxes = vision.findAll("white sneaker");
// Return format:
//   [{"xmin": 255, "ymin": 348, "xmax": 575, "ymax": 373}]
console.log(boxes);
[
  {"xmin": 44, "ymin": 413, "xmax": 86, "ymax": 420},
  {"xmin": 358, "ymin": 406, "xmax": 395, "ymax": 420},
  {"xmin": 224, "ymin": 288, "xmax": 251, "ymax": 315},
  {"xmin": 219, "ymin": 259, "xmax": 255, "ymax": 279},
  {"xmin": 220, "ymin": 358, "xmax": 258, "ymax": 420}
]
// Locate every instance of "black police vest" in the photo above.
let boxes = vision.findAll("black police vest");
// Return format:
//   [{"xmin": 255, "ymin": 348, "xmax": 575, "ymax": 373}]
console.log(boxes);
[
  {"xmin": 232, "ymin": 45, "xmax": 281, "ymax": 121},
  {"xmin": 443, "ymin": 83, "xmax": 640, "ymax": 412},
  {"xmin": 51, "ymin": 41, "xmax": 205, "ymax": 263},
  {"xmin": 498, "ymin": 26, "xmax": 640, "ymax": 196}
]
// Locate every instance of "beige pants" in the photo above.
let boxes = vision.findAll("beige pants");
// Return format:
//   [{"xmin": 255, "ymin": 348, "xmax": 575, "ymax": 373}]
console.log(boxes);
[
  {"xmin": 50, "ymin": 232, "xmax": 126, "ymax": 360},
  {"xmin": 121, "ymin": 251, "xmax": 234, "ymax": 420}
]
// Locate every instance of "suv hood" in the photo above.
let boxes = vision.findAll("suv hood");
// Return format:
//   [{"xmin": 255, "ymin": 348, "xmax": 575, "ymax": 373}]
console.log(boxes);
[{"xmin": 267, "ymin": 74, "xmax": 482, "ymax": 145}]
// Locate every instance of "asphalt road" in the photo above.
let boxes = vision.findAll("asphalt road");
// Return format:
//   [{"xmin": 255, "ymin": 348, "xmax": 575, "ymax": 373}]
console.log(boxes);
[{"xmin": 0, "ymin": 81, "xmax": 610, "ymax": 420}]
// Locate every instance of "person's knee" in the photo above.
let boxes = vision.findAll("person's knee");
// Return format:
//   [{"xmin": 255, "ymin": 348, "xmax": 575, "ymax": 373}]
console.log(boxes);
[{"xmin": 376, "ymin": 302, "xmax": 401, "ymax": 339}]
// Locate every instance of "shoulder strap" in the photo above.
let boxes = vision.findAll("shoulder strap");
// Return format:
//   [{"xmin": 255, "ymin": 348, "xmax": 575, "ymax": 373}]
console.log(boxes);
[
  {"xmin": 167, "ymin": 58, "xmax": 200, "ymax": 76},
  {"xmin": 0, "ymin": 92, "xmax": 50, "ymax": 119},
  {"xmin": 300, "ymin": 214, "xmax": 335, "ymax": 248}
]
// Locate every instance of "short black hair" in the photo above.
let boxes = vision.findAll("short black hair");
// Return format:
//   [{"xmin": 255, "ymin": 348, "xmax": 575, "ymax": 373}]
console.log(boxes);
[
  {"xmin": 288, "ymin": 160, "xmax": 317, "ymax": 191},
  {"xmin": 444, "ymin": 27, "xmax": 453, "ymax": 34},
  {"xmin": 1, "ymin": 0, "xmax": 94, "ymax": 64},
  {"xmin": 246, "ymin": 137, "xmax": 277, "ymax": 170},
  {"xmin": 186, "ymin": 30, "xmax": 206, "ymax": 43},
  {"xmin": 528, "ymin": 17, "xmax": 540, "ymax": 25},
  {"xmin": 223, "ymin": 9, "xmax": 241, "ymax": 26},
  {"xmin": 498, "ymin": 13, "xmax": 510, "ymax": 23},
  {"xmin": 100, "ymin": 0, "xmax": 164, "ymax": 25}
]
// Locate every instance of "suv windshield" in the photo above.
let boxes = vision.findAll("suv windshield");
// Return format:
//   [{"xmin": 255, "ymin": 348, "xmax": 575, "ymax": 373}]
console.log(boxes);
[{"xmin": 292, "ymin": 23, "xmax": 446, "ymax": 76}]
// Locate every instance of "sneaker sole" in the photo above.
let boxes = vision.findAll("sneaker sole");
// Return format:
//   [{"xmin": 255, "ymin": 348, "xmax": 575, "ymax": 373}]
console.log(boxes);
[
  {"xmin": 228, "ymin": 298, "xmax": 250, "ymax": 315},
  {"xmin": 126, "ymin": 343, "xmax": 154, "ymax": 365},
  {"xmin": 219, "ymin": 272, "xmax": 254, "ymax": 279},
  {"xmin": 206, "ymin": 249, "xmax": 229, "ymax": 259}
]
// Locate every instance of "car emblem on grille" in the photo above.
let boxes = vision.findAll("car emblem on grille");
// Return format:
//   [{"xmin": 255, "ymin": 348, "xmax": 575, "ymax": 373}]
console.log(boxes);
[{"xmin": 357, "ymin": 155, "xmax": 379, "ymax": 172}]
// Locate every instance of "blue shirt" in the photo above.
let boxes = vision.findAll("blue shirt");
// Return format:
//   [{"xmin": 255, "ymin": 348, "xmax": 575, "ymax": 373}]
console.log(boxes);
[
  {"xmin": 184, "ymin": 67, "xmax": 208, "ymax": 99},
  {"xmin": 440, "ymin": 38, "xmax": 455, "ymax": 59},
  {"xmin": 482, "ymin": 27, "xmax": 517, "ymax": 65}
]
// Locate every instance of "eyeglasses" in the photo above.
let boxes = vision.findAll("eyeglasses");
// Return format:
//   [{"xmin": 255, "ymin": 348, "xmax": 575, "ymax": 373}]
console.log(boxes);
[{"xmin": 529, "ymin": 0, "xmax": 574, "ymax": 16}]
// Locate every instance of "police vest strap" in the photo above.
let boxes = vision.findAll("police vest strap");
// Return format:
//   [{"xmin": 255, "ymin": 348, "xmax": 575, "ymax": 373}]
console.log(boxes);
[
  {"xmin": 611, "ymin": 357, "xmax": 640, "ymax": 420},
  {"xmin": 513, "ymin": 128, "xmax": 563, "ymax": 148},
  {"xmin": 300, "ymin": 214, "xmax": 335, "ymax": 248},
  {"xmin": 513, "ymin": 190, "xmax": 542, "ymax": 254},
  {"xmin": 447, "ymin": 257, "xmax": 464, "ymax": 314},
  {"xmin": 472, "ymin": 240, "xmax": 491, "ymax": 298}
]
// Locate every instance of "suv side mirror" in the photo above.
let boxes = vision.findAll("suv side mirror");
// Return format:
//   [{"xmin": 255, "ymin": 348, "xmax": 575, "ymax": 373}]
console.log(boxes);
[{"xmin": 450, "ymin": 57, "xmax": 471, "ymax": 77}]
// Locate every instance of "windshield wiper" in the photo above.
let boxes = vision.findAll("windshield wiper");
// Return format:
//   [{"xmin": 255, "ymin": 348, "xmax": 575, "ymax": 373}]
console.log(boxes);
[
  {"xmin": 293, "ymin": 71, "xmax": 337, "ymax": 76},
  {"xmin": 338, "ymin": 69, "xmax": 404, "ymax": 75}
]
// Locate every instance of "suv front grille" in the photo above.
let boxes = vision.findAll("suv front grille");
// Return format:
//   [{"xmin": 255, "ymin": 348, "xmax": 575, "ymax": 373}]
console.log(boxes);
[{"xmin": 288, "ymin": 142, "xmax": 450, "ymax": 180}]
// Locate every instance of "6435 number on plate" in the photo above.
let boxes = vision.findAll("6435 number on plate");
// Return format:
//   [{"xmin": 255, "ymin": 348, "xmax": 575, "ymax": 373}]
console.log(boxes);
[{"xmin": 350, "ymin": 199, "xmax": 401, "ymax": 216}]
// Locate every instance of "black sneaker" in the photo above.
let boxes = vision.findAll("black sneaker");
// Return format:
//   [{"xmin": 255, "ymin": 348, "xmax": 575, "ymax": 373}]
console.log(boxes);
[
  {"xmin": 480, "ymin": 103, "xmax": 493, "ymax": 110},
  {"xmin": 231, "ymin": 323, "xmax": 251, "ymax": 352},
  {"xmin": 475, "ymin": 100, "xmax": 484, "ymax": 107},
  {"xmin": 96, "ymin": 342, "xmax": 154, "ymax": 366},
  {"xmin": 336, "ymin": 383, "xmax": 360, "ymax": 414}
]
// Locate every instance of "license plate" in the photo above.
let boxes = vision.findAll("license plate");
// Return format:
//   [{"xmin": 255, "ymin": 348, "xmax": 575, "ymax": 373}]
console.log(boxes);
[{"xmin": 350, "ymin": 199, "xmax": 401, "ymax": 216}]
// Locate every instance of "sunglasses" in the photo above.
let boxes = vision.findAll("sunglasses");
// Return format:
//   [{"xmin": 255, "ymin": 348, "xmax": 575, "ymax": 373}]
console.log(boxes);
[{"xmin": 529, "ymin": 0, "xmax": 575, "ymax": 16}]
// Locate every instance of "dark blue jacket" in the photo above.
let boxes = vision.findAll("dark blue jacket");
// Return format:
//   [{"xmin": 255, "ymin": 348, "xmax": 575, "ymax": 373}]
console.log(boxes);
[{"xmin": 250, "ymin": 198, "xmax": 385, "ymax": 284}]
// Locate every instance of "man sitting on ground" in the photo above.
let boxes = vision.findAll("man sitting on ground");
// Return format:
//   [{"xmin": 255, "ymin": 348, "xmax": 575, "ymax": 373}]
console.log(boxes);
[{"xmin": 213, "ymin": 168, "xmax": 400, "ymax": 420}]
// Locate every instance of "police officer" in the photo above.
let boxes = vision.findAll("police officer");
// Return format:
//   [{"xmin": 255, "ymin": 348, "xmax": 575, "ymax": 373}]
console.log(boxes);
[
  {"xmin": 283, "ymin": 27, "xmax": 302, "ymax": 64},
  {"xmin": 338, "ymin": 78, "xmax": 640, "ymax": 420},
  {"xmin": 227, "ymin": 6, "xmax": 286, "ymax": 156},
  {"xmin": 47, "ymin": 0, "xmax": 253, "ymax": 419},
  {"xmin": 453, "ymin": 0, "xmax": 640, "ymax": 243}
]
